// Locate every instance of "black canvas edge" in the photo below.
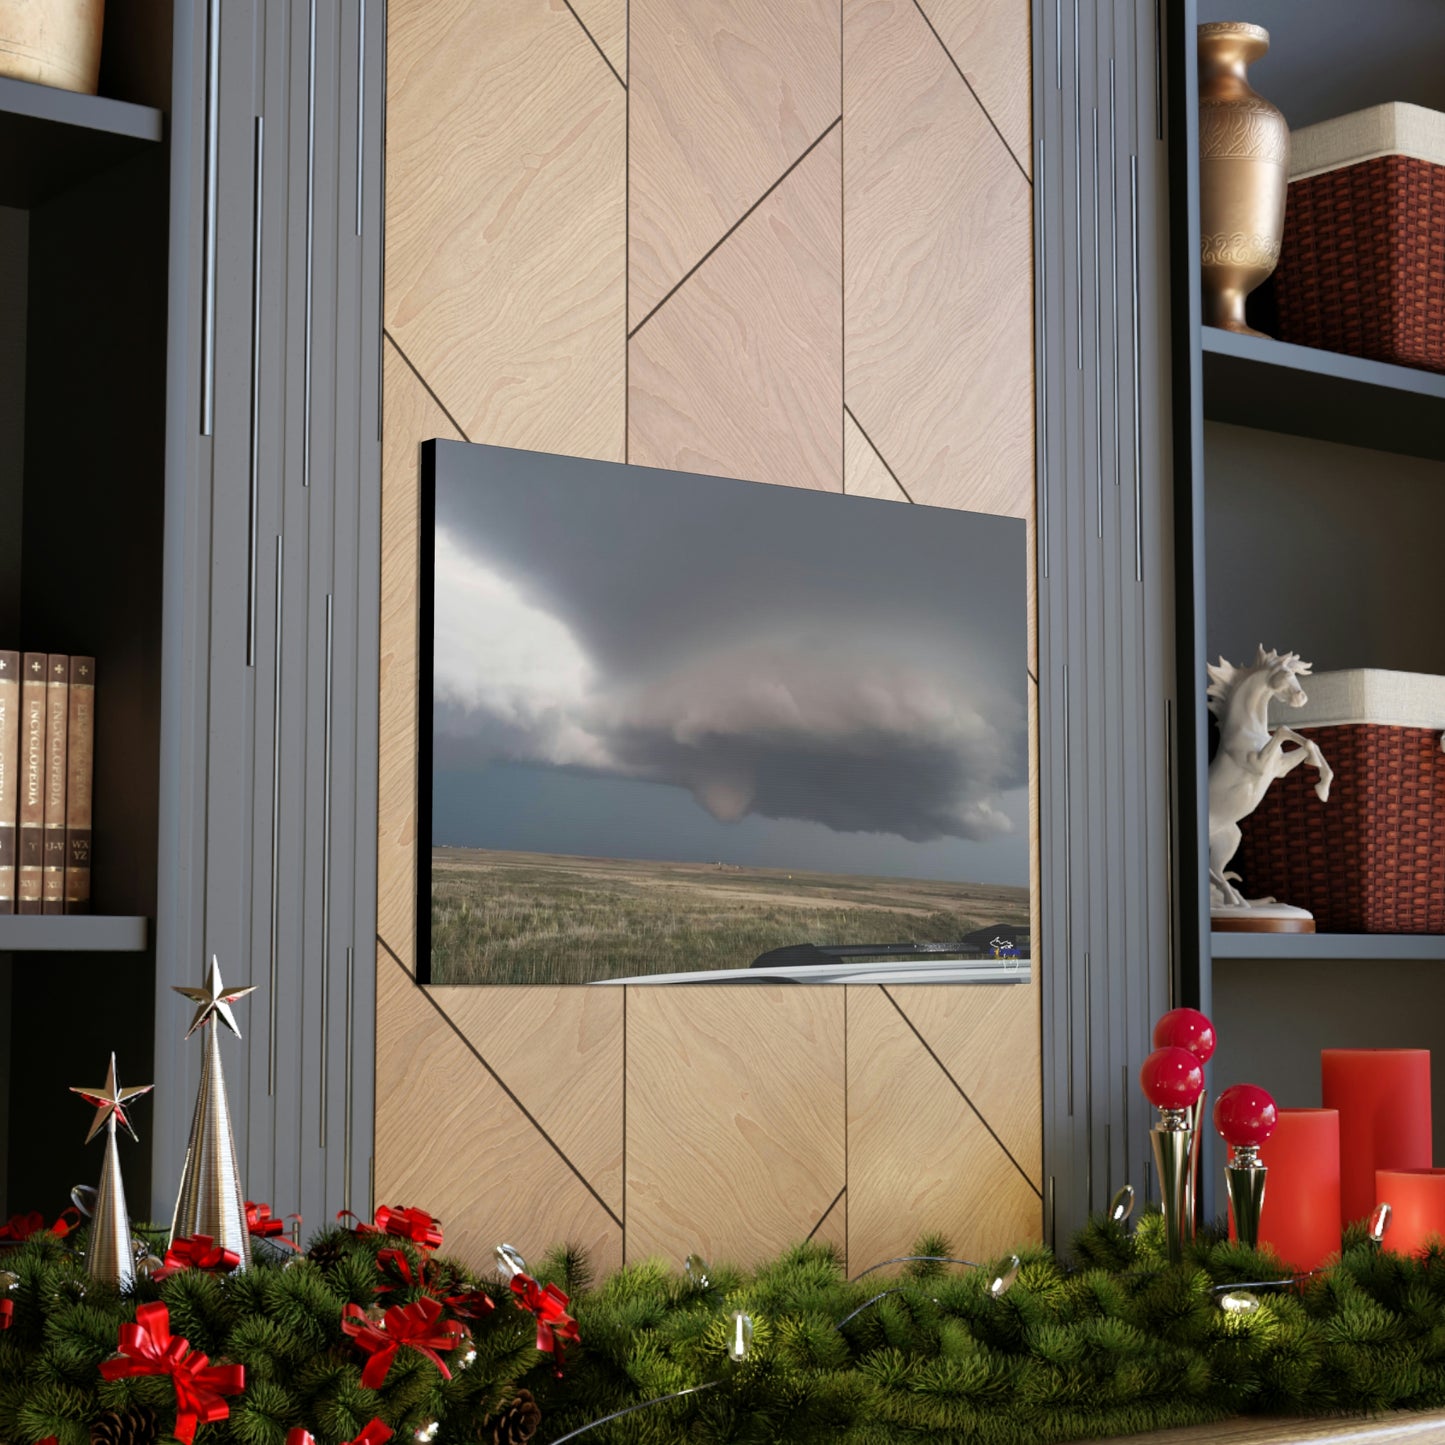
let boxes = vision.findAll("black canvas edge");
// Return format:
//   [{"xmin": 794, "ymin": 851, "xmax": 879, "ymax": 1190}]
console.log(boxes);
[{"xmin": 415, "ymin": 438, "xmax": 439, "ymax": 985}]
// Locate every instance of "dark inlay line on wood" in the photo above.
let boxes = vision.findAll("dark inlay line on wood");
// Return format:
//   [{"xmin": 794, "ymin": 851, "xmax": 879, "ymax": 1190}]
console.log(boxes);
[
  {"xmin": 378, "ymin": 935, "xmax": 625, "ymax": 1229},
  {"xmin": 562, "ymin": 0, "xmax": 625, "ymax": 90},
  {"xmin": 628, "ymin": 116, "xmax": 842, "ymax": 340},
  {"xmin": 843, "ymin": 403, "xmax": 915, "ymax": 503},
  {"xmin": 383, "ymin": 330, "xmax": 471, "ymax": 443},
  {"xmin": 912, "ymin": 0, "xmax": 1031, "ymax": 185},
  {"xmin": 806, "ymin": 1185, "xmax": 846, "ymax": 1243},
  {"xmin": 879, "ymin": 986, "xmax": 1042, "ymax": 1199}
]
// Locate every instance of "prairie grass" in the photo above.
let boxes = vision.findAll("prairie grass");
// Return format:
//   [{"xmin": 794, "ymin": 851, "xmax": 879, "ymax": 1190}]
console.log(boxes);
[{"xmin": 429, "ymin": 848, "xmax": 1028, "ymax": 984}]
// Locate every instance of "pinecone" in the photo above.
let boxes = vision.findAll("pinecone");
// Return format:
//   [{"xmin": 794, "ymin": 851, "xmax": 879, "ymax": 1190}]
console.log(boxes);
[
  {"xmin": 90, "ymin": 1406, "xmax": 159, "ymax": 1445},
  {"xmin": 484, "ymin": 1390, "xmax": 540, "ymax": 1445},
  {"xmin": 306, "ymin": 1231, "xmax": 350, "ymax": 1271}
]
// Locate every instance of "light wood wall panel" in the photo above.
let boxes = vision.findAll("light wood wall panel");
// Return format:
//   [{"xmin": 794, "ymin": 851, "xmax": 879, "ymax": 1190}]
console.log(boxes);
[
  {"xmin": 843, "ymin": 0, "xmax": 1033, "ymax": 520},
  {"xmin": 376, "ymin": 950, "xmax": 624, "ymax": 1276},
  {"xmin": 569, "ymin": 0, "xmax": 627, "ymax": 83},
  {"xmin": 379, "ymin": 0, "xmax": 1038, "ymax": 1278},
  {"xmin": 629, "ymin": 127, "xmax": 842, "ymax": 489},
  {"xmin": 438, "ymin": 986, "xmax": 625, "ymax": 1218},
  {"xmin": 844, "ymin": 411, "xmax": 909, "ymax": 501},
  {"xmin": 919, "ymin": 0, "xmax": 1033, "ymax": 176},
  {"xmin": 625, "ymin": 987, "xmax": 845, "ymax": 1265},
  {"xmin": 385, "ymin": 0, "xmax": 626, "ymax": 460},
  {"xmin": 846, "ymin": 985, "xmax": 1041, "ymax": 1271},
  {"xmin": 377, "ymin": 343, "xmax": 461, "ymax": 967},
  {"xmin": 628, "ymin": 0, "xmax": 840, "ymax": 327}
]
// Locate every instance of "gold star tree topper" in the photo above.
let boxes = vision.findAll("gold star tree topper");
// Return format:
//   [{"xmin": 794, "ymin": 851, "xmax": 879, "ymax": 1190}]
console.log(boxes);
[
  {"xmin": 70, "ymin": 1053, "xmax": 154, "ymax": 1144},
  {"xmin": 174, "ymin": 955, "xmax": 257, "ymax": 1039}
]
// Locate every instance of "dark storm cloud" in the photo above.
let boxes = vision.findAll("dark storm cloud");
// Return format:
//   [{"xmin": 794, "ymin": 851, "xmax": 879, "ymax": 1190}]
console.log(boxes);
[{"xmin": 429, "ymin": 442, "xmax": 1028, "ymax": 844}]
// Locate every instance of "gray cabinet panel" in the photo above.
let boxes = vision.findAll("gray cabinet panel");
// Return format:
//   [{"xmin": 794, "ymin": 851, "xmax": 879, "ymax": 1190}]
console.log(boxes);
[
  {"xmin": 1034, "ymin": 0, "xmax": 1185, "ymax": 1243},
  {"xmin": 156, "ymin": 0, "xmax": 380, "ymax": 1232}
]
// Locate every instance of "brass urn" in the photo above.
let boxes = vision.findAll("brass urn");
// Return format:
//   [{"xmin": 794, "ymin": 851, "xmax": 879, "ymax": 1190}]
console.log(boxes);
[{"xmin": 1198, "ymin": 22, "xmax": 1289, "ymax": 336}]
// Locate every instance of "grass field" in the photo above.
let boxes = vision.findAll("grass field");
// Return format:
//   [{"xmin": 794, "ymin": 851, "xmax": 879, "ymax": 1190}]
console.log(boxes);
[{"xmin": 429, "ymin": 847, "xmax": 1029, "ymax": 984}]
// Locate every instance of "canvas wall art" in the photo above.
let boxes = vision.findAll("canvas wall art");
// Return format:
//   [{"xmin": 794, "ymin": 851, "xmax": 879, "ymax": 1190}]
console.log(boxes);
[{"xmin": 420, "ymin": 441, "xmax": 1031, "ymax": 985}]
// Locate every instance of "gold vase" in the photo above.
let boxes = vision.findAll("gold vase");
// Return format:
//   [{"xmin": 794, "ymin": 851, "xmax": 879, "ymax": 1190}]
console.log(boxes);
[{"xmin": 1198, "ymin": 22, "xmax": 1289, "ymax": 336}]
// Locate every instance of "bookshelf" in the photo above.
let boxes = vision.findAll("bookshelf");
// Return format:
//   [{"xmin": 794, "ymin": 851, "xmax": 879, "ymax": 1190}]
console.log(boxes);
[
  {"xmin": 0, "ymin": 6, "xmax": 173, "ymax": 1216},
  {"xmin": 0, "ymin": 75, "xmax": 163, "ymax": 207},
  {"xmin": 1174, "ymin": 0, "xmax": 1445, "ymax": 1199},
  {"xmin": 0, "ymin": 915, "xmax": 148, "ymax": 953}
]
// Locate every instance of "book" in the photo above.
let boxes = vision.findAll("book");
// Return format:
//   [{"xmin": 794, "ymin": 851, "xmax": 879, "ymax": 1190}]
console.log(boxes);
[
  {"xmin": 17, "ymin": 652, "xmax": 46, "ymax": 914},
  {"xmin": 42, "ymin": 654, "xmax": 68, "ymax": 914},
  {"xmin": 0, "ymin": 650, "xmax": 17, "ymax": 912},
  {"xmin": 65, "ymin": 656, "xmax": 95, "ymax": 914}
]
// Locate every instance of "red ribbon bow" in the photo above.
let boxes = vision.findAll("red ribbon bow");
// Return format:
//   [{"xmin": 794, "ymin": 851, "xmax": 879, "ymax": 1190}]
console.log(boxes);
[
  {"xmin": 510, "ymin": 1273, "xmax": 581, "ymax": 1366},
  {"xmin": 0, "ymin": 1298, "xmax": 12, "ymax": 1331},
  {"xmin": 154, "ymin": 1234, "xmax": 242, "ymax": 1280},
  {"xmin": 341, "ymin": 1297, "xmax": 465, "ymax": 1389},
  {"xmin": 0, "ymin": 1211, "xmax": 42, "ymax": 1242},
  {"xmin": 245, "ymin": 1202, "xmax": 301, "ymax": 1249},
  {"xmin": 287, "ymin": 1421, "xmax": 393, "ymax": 1445},
  {"xmin": 340, "ymin": 1205, "xmax": 444, "ymax": 1252},
  {"xmin": 99, "ymin": 1301, "xmax": 245, "ymax": 1445},
  {"xmin": 0, "ymin": 1208, "xmax": 79, "ymax": 1243}
]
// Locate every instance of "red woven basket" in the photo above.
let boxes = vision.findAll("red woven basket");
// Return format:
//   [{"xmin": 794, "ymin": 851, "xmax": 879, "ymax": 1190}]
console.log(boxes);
[
  {"xmin": 1234, "ymin": 723, "xmax": 1445, "ymax": 933},
  {"xmin": 1272, "ymin": 155, "xmax": 1445, "ymax": 374}
]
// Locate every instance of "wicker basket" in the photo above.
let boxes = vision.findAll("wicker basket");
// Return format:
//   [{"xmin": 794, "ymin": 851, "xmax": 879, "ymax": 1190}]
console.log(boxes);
[
  {"xmin": 1272, "ymin": 103, "xmax": 1445, "ymax": 374},
  {"xmin": 0, "ymin": 0, "xmax": 105, "ymax": 96},
  {"xmin": 1234, "ymin": 670, "xmax": 1445, "ymax": 933}
]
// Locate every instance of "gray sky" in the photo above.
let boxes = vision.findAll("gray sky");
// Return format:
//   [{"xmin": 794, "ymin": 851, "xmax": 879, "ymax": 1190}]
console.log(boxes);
[{"xmin": 431, "ymin": 442, "xmax": 1029, "ymax": 885}]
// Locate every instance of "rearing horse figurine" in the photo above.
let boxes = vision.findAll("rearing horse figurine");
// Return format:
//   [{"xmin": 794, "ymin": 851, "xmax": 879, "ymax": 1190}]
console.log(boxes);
[{"xmin": 1207, "ymin": 646, "xmax": 1333, "ymax": 909}]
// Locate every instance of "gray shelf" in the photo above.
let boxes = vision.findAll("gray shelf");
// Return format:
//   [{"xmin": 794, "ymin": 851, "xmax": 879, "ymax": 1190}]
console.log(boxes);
[
  {"xmin": 1212, "ymin": 932, "xmax": 1445, "ymax": 962},
  {"xmin": 0, "ymin": 74, "xmax": 163, "ymax": 208},
  {"xmin": 0, "ymin": 914, "xmax": 148, "ymax": 952},
  {"xmin": 1202, "ymin": 328, "xmax": 1445, "ymax": 463}
]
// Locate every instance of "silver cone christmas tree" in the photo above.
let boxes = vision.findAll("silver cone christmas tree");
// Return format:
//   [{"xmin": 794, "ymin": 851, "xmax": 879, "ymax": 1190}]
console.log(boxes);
[
  {"xmin": 70, "ymin": 1053, "xmax": 152, "ymax": 1289},
  {"xmin": 170, "ymin": 956, "xmax": 256, "ymax": 1268}
]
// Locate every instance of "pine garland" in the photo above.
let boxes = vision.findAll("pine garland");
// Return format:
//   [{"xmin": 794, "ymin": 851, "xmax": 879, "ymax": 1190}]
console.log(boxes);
[{"xmin": 6, "ymin": 1210, "xmax": 1445, "ymax": 1445}]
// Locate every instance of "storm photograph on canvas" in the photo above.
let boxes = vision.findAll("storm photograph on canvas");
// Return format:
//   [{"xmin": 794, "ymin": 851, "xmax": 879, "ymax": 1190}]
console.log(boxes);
[{"xmin": 423, "ymin": 441, "xmax": 1030, "ymax": 985}]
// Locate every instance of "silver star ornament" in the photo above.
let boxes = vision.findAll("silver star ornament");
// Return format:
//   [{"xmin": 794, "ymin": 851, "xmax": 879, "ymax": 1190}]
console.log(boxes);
[
  {"xmin": 70, "ymin": 1052, "xmax": 154, "ymax": 1144},
  {"xmin": 174, "ymin": 955, "xmax": 257, "ymax": 1039}
]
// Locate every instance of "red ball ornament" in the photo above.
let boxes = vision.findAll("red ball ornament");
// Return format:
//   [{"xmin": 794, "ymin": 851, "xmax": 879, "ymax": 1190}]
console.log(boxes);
[
  {"xmin": 1139, "ymin": 1046, "xmax": 1205, "ymax": 1110},
  {"xmin": 1213, "ymin": 1083, "xmax": 1278, "ymax": 1149},
  {"xmin": 1153, "ymin": 1007, "xmax": 1217, "ymax": 1063}
]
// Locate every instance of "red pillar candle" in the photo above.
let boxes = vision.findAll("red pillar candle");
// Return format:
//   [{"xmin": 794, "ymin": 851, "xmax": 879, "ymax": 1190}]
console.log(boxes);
[
  {"xmin": 1321, "ymin": 1049, "xmax": 1432, "ymax": 1225},
  {"xmin": 1375, "ymin": 1169, "xmax": 1445, "ymax": 1256},
  {"xmin": 1248, "ymin": 1108, "xmax": 1342, "ymax": 1271}
]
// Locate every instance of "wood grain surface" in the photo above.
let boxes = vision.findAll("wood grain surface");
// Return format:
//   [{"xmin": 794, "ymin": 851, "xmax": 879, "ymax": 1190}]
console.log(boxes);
[
  {"xmin": 375, "ymin": 951, "xmax": 624, "ymax": 1275},
  {"xmin": 569, "ymin": 0, "xmax": 627, "ymax": 83},
  {"xmin": 846, "ymin": 984, "xmax": 1041, "ymax": 1272},
  {"xmin": 883, "ymin": 983, "xmax": 1042, "ymax": 1185},
  {"xmin": 629, "ymin": 126, "xmax": 842, "ymax": 488},
  {"xmin": 625, "ymin": 985, "xmax": 845, "ymax": 1265},
  {"xmin": 434, "ymin": 985, "xmax": 625, "ymax": 1217},
  {"xmin": 919, "ymin": 0, "xmax": 1032, "ymax": 177},
  {"xmin": 628, "ymin": 0, "xmax": 840, "ymax": 328},
  {"xmin": 377, "ymin": 342, "xmax": 460, "ymax": 968},
  {"xmin": 844, "ymin": 0, "xmax": 1033, "ymax": 519},
  {"xmin": 385, "ymin": 0, "xmax": 625, "ymax": 458},
  {"xmin": 1064, "ymin": 1410, "xmax": 1445, "ymax": 1445},
  {"xmin": 378, "ymin": 0, "xmax": 1039, "ymax": 1275},
  {"xmin": 843, "ymin": 410, "xmax": 909, "ymax": 500}
]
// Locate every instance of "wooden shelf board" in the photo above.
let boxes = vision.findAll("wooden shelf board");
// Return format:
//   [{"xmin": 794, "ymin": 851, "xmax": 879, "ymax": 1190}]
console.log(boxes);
[
  {"xmin": 0, "ymin": 914, "xmax": 149, "ymax": 952},
  {"xmin": 0, "ymin": 75, "xmax": 163, "ymax": 208},
  {"xmin": 1212, "ymin": 932, "xmax": 1445, "ymax": 962},
  {"xmin": 1202, "ymin": 328, "xmax": 1445, "ymax": 463}
]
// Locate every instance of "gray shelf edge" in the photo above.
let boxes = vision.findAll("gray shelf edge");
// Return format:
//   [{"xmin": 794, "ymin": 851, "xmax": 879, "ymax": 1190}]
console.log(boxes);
[
  {"xmin": 1202, "ymin": 328, "xmax": 1445, "ymax": 404},
  {"xmin": 0, "ymin": 74, "xmax": 163, "ymax": 143},
  {"xmin": 0, "ymin": 914, "xmax": 149, "ymax": 952},
  {"xmin": 1212, "ymin": 931, "xmax": 1445, "ymax": 961}
]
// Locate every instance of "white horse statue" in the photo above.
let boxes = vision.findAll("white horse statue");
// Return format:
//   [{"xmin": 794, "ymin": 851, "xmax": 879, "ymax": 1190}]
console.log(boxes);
[{"xmin": 1207, "ymin": 646, "xmax": 1333, "ymax": 910}]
